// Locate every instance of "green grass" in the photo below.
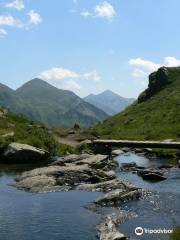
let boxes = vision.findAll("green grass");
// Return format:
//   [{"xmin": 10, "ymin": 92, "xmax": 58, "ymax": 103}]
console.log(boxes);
[
  {"xmin": 169, "ymin": 228, "xmax": 180, "ymax": 240},
  {"xmin": 91, "ymin": 67, "xmax": 180, "ymax": 143},
  {"xmin": 0, "ymin": 108, "xmax": 76, "ymax": 156}
]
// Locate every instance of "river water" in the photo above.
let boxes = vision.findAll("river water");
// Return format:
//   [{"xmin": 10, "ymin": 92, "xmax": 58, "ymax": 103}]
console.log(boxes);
[{"xmin": 0, "ymin": 153, "xmax": 179, "ymax": 240}]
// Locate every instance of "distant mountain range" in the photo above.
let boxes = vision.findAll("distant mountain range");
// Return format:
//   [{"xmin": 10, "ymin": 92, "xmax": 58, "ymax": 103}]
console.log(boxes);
[
  {"xmin": 84, "ymin": 90, "xmax": 135, "ymax": 115},
  {"xmin": 0, "ymin": 79, "xmax": 108, "ymax": 128}
]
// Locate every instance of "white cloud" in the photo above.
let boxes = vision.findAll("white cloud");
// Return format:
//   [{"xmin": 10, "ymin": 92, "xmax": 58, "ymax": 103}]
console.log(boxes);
[
  {"xmin": 0, "ymin": 15, "xmax": 23, "ymax": 27},
  {"xmin": 38, "ymin": 67, "xmax": 101, "ymax": 93},
  {"xmin": 39, "ymin": 68, "xmax": 79, "ymax": 80},
  {"xmin": 6, "ymin": 0, "xmax": 24, "ymax": 11},
  {"xmin": 129, "ymin": 56, "xmax": 180, "ymax": 86},
  {"xmin": 129, "ymin": 58, "xmax": 161, "ymax": 72},
  {"xmin": 28, "ymin": 10, "xmax": 42, "ymax": 25},
  {"xmin": 95, "ymin": 1, "xmax": 116, "ymax": 19},
  {"xmin": 164, "ymin": 57, "xmax": 180, "ymax": 67},
  {"xmin": 80, "ymin": 10, "xmax": 92, "ymax": 17},
  {"xmin": 81, "ymin": 1, "xmax": 116, "ymax": 20},
  {"xmin": 39, "ymin": 67, "xmax": 101, "ymax": 82},
  {"xmin": 83, "ymin": 70, "xmax": 101, "ymax": 81},
  {"xmin": 64, "ymin": 80, "xmax": 82, "ymax": 90},
  {"xmin": 132, "ymin": 68, "xmax": 147, "ymax": 78},
  {"xmin": 0, "ymin": 28, "xmax": 7, "ymax": 36}
]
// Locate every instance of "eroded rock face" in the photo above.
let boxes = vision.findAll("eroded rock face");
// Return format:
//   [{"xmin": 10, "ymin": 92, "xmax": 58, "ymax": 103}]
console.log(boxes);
[
  {"xmin": 138, "ymin": 67, "xmax": 169, "ymax": 103},
  {"xmin": 2, "ymin": 143, "xmax": 49, "ymax": 163}
]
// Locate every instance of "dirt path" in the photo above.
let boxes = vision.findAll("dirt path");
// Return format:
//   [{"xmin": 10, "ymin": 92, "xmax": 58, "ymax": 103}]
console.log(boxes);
[{"xmin": 54, "ymin": 134, "xmax": 81, "ymax": 147}]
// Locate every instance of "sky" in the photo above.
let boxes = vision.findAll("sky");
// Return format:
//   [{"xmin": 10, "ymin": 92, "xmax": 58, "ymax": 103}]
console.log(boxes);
[{"xmin": 0, "ymin": 0, "xmax": 180, "ymax": 98}]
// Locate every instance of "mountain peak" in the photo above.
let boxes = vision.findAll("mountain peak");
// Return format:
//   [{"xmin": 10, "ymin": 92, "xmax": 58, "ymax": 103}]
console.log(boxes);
[
  {"xmin": 102, "ymin": 89, "xmax": 114, "ymax": 95},
  {"xmin": 17, "ymin": 78, "xmax": 52, "ymax": 89},
  {"xmin": 84, "ymin": 90, "xmax": 134, "ymax": 115}
]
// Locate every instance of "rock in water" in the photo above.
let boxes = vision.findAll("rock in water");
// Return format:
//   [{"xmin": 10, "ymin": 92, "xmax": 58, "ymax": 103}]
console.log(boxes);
[
  {"xmin": 97, "ymin": 211, "xmax": 135, "ymax": 240},
  {"xmin": 2, "ymin": 142, "xmax": 49, "ymax": 163},
  {"xmin": 141, "ymin": 172, "xmax": 167, "ymax": 181},
  {"xmin": 112, "ymin": 149, "xmax": 124, "ymax": 156},
  {"xmin": 14, "ymin": 164, "xmax": 116, "ymax": 193},
  {"xmin": 95, "ymin": 189, "xmax": 141, "ymax": 206}
]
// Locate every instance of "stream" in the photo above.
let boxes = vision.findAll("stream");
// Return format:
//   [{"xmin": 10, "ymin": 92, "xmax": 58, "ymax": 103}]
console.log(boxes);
[{"xmin": 0, "ymin": 152, "xmax": 179, "ymax": 240}]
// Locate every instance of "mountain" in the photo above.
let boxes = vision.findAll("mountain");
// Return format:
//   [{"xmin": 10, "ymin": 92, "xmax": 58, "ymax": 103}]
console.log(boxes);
[
  {"xmin": 0, "ymin": 79, "xmax": 108, "ymax": 128},
  {"xmin": 84, "ymin": 90, "xmax": 135, "ymax": 115},
  {"xmin": 93, "ymin": 67, "xmax": 180, "ymax": 141}
]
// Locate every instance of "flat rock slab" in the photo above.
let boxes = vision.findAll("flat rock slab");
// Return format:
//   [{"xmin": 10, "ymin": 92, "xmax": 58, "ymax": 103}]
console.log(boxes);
[
  {"xmin": 95, "ymin": 189, "xmax": 141, "ymax": 206},
  {"xmin": 14, "ymin": 164, "xmax": 116, "ymax": 193},
  {"xmin": 51, "ymin": 154, "xmax": 117, "ymax": 170},
  {"xmin": 76, "ymin": 178, "xmax": 138, "ymax": 193}
]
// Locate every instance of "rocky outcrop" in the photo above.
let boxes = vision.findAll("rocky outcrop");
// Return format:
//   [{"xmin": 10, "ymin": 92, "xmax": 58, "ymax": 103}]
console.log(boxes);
[
  {"xmin": 51, "ymin": 154, "xmax": 118, "ymax": 170},
  {"xmin": 13, "ymin": 152, "xmax": 142, "ymax": 240},
  {"xmin": 13, "ymin": 153, "xmax": 140, "ymax": 201},
  {"xmin": 2, "ymin": 142, "xmax": 49, "ymax": 163},
  {"xmin": 14, "ymin": 163, "xmax": 117, "ymax": 193},
  {"xmin": 95, "ymin": 189, "xmax": 141, "ymax": 206},
  {"xmin": 138, "ymin": 67, "xmax": 170, "ymax": 103},
  {"xmin": 97, "ymin": 211, "xmax": 136, "ymax": 240},
  {"xmin": 76, "ymin": 178, "xmax": 137, "ymax": 192}
]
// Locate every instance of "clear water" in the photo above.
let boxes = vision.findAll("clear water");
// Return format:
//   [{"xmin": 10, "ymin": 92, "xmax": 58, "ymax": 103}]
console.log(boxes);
[
  {"xmin": 0, "ymin": 165, "xmax": 101, "ymax": 240},
  {"xmin": 115, "ymin": 153, "xmax": 180, "ymax": 240},
  {"xmin": 0, "ymin": 153, "xmax": 179, "ymax": 240}
]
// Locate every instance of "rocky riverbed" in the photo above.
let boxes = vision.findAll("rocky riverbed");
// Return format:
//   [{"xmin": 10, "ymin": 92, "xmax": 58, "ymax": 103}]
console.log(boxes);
[
  {"xmin": 12, "ymin": 153, "xmax": 142, "ymax": 239},
  {"xmin": 1, "ymin": 149, "xmax": 179, "ymax": 240}
]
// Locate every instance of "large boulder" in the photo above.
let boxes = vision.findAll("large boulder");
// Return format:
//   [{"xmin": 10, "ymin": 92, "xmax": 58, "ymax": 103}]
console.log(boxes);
[
  {"xmin": 141, "ymin": 172, "xmax": 167, "ymax": 181},
  {"xmin": 2, "ymin": 142, "xmax": 49, "ymax": 163},
  {"xmin": 137, "ymin": 168, "xmax": 166, "ymax": 181}
]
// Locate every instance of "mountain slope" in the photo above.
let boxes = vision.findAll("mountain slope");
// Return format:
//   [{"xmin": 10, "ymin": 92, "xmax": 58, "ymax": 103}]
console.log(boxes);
[
  {"xmin": 84, "ymin": 90, "xmax": 134, "ymax": 115},
  {"xmin": 0, "ymin": 79, "xmax": 108, "ymax": 128},
  {"xmin": 93, "ymin": 67, "xmax": 180, "ymax": 141}
]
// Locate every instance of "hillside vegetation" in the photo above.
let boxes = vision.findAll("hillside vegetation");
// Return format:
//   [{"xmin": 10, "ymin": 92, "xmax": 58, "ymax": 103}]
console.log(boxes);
[
  {"xmin": 92, "ymin": 67, "xmax": 180, "ymax": 141},
  {"xmin": 0, "ymin": 108, "xmax": 74, "ymax": 156}
]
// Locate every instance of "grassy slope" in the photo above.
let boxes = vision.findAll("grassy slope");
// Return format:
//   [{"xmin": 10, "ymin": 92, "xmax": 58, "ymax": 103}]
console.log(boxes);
[
  {"xmin": 0, "ymin": 108, "xmax": 74, "ymax": 156},
  {"xmin": 92, "ymin": 67, "xmax": 180, "ymax": 141}
]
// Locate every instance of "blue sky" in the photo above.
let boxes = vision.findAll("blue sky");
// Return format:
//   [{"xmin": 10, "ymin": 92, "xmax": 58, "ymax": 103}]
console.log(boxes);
[{"xmin": 0, "ymin": 0, "xmax": 180, "ymax": 98}]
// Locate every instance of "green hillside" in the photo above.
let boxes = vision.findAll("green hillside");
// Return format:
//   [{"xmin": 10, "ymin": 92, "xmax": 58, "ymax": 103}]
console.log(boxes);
[
  {"xmin": 0, "ymin": 107, "xmax": 73, "ymax": 156},
  {"xmin": 92, "ymin": 67, "xmax": 180, "ymax": 141},
  {"xmin": 0, "ymin": 79, "xmax": 108, "ymax": 128}
]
